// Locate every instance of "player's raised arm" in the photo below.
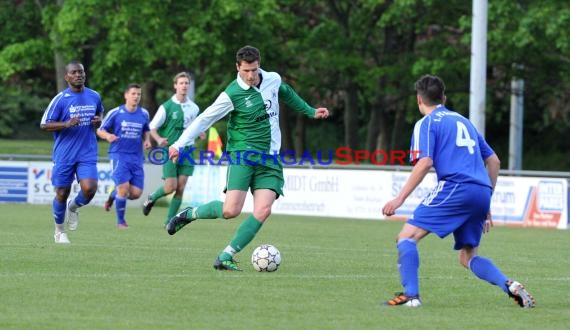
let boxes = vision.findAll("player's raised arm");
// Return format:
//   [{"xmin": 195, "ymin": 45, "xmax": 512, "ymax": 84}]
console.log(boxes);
[{"xmin": 278, "ymin": 82, "xmax": 329, "ymax": 119}]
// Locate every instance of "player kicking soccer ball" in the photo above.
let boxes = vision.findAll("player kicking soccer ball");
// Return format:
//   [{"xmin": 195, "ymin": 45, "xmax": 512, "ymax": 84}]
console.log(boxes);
[{"xmin": 164, "ymin": 45, "xmax": 329, "ymax": 271}]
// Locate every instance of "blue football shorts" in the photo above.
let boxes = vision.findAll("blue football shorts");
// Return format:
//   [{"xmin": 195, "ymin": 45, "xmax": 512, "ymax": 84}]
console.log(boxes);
[
  {"xmin": 52, "ymin": 161, "xmax": 98, "ymax": 187},
  {"xmin": 110, "ymin": 158, "xmax": 144, "ymax": 189},
  {"xmin": 408, "ymin": 181, "xmax": 492, "ymax": 250}
]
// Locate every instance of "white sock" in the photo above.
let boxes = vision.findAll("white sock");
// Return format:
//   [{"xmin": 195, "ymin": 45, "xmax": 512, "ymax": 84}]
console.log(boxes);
[
  {"xmin": 68, "ymin": 199, "xmax": 79, "ymax": 212},
  {"xmin": 223, "ymin": 245, "xmax": 237, "ymax": 257}
]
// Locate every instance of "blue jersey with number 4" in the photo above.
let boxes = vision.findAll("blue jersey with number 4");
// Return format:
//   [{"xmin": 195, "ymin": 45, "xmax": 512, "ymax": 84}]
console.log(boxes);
[
  {"xmin": 410, "ymin": 106, "xmax": 494, "ymax": 187},
  {"xmin": 100, "ymin": 105, "xmax": 150, "ymax": 163}
]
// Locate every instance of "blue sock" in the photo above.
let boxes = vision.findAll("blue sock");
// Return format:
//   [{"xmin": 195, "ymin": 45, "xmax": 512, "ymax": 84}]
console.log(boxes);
[
  {"xmin": 469, "ymin": 256, "xmax": 509, "ymax": 293},
  {"xmin": 397, "ymin": 239, "xmax": 420, "ymax": 297},
  {"xmin": 115, "ymin": 196, "xmax": 127, "ymax": 224},
  {"xmin": 109, "ymin": 189, "xmax": 117, "ymax": 201},
  {"xmin": 70, "ymin": 190, "xmax": 92, "ymax": 211},
  {"xmin": 53, "ymin": 198, "xmax": 66, "ymax": 224}
]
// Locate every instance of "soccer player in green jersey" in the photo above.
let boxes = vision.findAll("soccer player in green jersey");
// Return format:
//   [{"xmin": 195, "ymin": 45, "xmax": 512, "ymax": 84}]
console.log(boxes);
[
  {"xmin": 141, "ymin": 72, "xmax": 205, "ymax": 225},
  {"xmin": 165, "ymin": 45, "xmax": 329, "ymax": 271}
]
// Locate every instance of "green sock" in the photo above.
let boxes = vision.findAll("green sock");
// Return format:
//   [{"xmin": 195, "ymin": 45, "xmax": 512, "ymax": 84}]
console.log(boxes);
[
  {"xmin": 223, "ymin": 215, "xmax": 262, "ymax": 257},
  {"xmin": 195, "ymin": 200, "xmax": 224, "ymax": 219},
  {"xmin": 150, "ymin": 186, "xmax": 166, "ymax": 202},
  {"xmin": 166, "ymin": 196, "xmax": 183, "ymax": 223}
]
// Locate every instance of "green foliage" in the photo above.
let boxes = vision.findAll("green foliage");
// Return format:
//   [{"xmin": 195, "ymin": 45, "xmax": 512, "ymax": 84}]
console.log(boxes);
[
  {"xmin": 1, "ymin": 0, "xmax": 570, "ymax": 169},
  {"xmin": 0, "ymin": 88, "xmax": 25, "ymax": 136},
  {"xmin": 0, "ymin": 0, "xmax": 45, "ymax": 46},
  {"xmin": 0, "ymin": 39, "xmax": 52, "ymax": 79},
  {"xmin": 0, "ymin": 79, "xmax": 51, "ymax": 137}
]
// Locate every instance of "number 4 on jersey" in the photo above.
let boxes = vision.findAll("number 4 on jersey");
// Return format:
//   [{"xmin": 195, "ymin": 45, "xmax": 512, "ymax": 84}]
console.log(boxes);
[{"xmin": 455, "ymin": 121, "xmax": 475, "ymax": 154}]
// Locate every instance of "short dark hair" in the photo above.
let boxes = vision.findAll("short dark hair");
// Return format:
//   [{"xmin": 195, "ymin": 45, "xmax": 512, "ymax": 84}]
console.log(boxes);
[
  {"xmin": 124, "ymin": 83, "xmax": 141, "ymax": 93},
  {"xmin": 65, "ymin": 60, "xmax": 83, "ymax": 73},
  {"xmin": 415, "ymin": 75, "xmax": 445, "ymax": 106},
  {"xmin": 236, "ymin": 45, "xmax": 260, "ymax": 64}
]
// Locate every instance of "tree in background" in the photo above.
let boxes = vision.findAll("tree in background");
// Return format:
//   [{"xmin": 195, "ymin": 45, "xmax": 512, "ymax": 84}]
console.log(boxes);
[{"xmin": 1, "ymin": 0, "xmax": 570, "ymax": 170}]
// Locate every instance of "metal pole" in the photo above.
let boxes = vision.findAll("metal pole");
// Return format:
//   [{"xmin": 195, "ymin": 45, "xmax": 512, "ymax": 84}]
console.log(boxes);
[
  {"xmin": 509, "ymin": 79, "xmax": 524, "ymax": 170},
  {"xmin": 469, "ymin": 0, "xmax": 488, "ymax": 137}
]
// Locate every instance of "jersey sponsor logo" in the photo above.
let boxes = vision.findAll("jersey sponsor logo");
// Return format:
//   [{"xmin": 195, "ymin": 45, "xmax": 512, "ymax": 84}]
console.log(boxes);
[
  {"xmin": 245, "ymin": 94, "xmax": 255, "ymax": 108},
  {"xmin": 120, "ymin": 120, "xmax": 143, "ymax": 128},
  {"xmin": 264, "ymin": 99, "xmax": 272, "ymax": 110},
  {"xmin": 254, "ymin": 113, "xmax": 270, "ymax": 122},
  {"xmin": 119, "ymin": 120, "xmax": 144, "ymax": 139}
]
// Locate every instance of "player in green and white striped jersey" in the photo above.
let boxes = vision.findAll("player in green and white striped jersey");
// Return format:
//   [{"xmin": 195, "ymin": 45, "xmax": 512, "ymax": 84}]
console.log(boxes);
[
  {"xmin": 141, "ymin": 72, "xmax": 205, "ymax": 225},
  {"xmin": 166, "ymin": 45, "xmax": 329, "ymax": 270}
]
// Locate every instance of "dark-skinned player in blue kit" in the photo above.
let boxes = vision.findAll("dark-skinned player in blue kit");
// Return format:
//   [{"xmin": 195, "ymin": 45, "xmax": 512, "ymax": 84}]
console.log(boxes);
[{"xmin": 40, "ymin": 60, "xmax": 104, "ymax": 244}]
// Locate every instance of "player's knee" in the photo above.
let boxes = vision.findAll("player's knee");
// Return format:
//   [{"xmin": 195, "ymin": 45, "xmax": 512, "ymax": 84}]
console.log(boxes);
[
  {"xmin": 129, "ymin": 191, "xmax": 142, "ymax": 200},
  {"xmin": 55, "ymin": 188, "xmax": 70, "ymax": 202},
  {"xmin": 82, "ymin": 181, "xmax": 98, "ymax": 197},
  {"xmin": 85, "ymin": 187, "xmax": 97, "ymax": 198},
  {"xmin": 253, "ymin": 208, "xmax": 271, "ymax": 221},
  {"xmin": 396, "ymin": 232, "xmax": 412, "ymax": 242},
  {"xmin": 222, "ymin": 207, "xmax": 240, "ymax": 219},
  {"xmin": 163, "ymin": 184, "xmax": 176, "ymax": 194}
]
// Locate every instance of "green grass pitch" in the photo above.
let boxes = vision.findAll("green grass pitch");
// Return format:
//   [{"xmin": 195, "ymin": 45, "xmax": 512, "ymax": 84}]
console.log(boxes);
[{"xmin": 1, "ymin": 204, "xmax": 569, "ymax": 329}]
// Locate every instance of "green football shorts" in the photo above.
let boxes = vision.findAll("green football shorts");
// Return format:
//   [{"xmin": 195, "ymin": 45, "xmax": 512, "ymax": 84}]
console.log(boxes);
[
  {"xmin": 225, "ymin": 151, "xmax": 284, "ymax": 197},
  {"xmin": 162, "ymin": 158, "xmax": 195, "ymax": 178}
]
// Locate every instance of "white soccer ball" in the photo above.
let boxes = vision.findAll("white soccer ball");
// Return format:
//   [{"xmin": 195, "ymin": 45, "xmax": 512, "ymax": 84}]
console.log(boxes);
[{"xmin": 251, "ymin": 244, "xmax": 282, "ymax": 272}]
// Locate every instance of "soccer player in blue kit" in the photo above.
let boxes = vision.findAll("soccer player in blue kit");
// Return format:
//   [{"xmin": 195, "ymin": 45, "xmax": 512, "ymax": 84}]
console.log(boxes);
[
  {"xmin": 97, "ymin": 84, "xmax": 151, "ymax": 227},
  {"xmin": 40, "ymin": 61, "xmax": 104, "ymax": 244},
  {"xmin": 382, "ymin": 75, "xmax": 535, "ymax": 308}
]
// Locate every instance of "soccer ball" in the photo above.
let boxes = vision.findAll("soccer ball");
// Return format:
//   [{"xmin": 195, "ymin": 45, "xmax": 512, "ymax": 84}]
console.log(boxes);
[{"xmin": 251, "ymin": 244, "xmax": 281, "ymax": 272}]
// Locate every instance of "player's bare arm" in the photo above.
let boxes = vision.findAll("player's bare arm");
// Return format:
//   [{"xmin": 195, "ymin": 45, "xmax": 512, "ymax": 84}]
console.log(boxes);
[
  {"xmin": 483, "ymin": 153, "xmax": 500, "ymax": 233},
  {"xmin": 382, "ymin": 157, "xmax": 433, "ymax": 216},
  {"xmin": 96, "ymin": 128, "xmax": 119, "ymax": 143},
  {"xmin": 168, "ymin": 146, "xmax": 179, "ymax": 163},
  {"xmin": 40, "ymin": 117, "xmax": 81, "ymax": 132},
  {"xmin": 484, "ymin": 153, "xmax": 501, "ymax": 190},
  {"xmin": 149, "ymin": 129, "xmax": 168, "ymax": 147},
  {"xmin": 483, "ymin": 212, "xmax": 494, "ymax": 233},
  {"xmin": 143, "ymin": 132, "xmax": 152, "ymax": 150},
  {"xmin": 91, "ymin": 115, "xmax": 102, "ymax": 128}
]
